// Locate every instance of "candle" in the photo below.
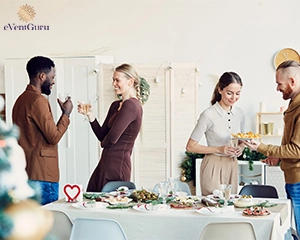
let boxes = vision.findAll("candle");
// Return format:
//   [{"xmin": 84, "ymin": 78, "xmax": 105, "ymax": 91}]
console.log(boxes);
[{"xmin": 260, "ymin": 102, "xmax": 266, "ymax": 112}]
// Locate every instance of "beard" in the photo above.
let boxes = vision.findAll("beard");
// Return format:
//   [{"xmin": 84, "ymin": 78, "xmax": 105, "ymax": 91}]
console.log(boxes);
[
  {"xmin": 41, "ymin": 78, "xmax": 51, "ymax": 96},
  {"xmin": 282, "ymin": 85, "xmax": 292, "ymax": 100}
]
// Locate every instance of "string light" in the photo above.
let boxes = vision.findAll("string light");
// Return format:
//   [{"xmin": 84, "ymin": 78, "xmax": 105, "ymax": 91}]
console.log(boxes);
[
  {"xmin": 154, "ymin": 62, "xmax": 167, "ymax": 83},
  {"xmin": 172, "ymin": 67, "xmax": 194, "ymax": 96}
]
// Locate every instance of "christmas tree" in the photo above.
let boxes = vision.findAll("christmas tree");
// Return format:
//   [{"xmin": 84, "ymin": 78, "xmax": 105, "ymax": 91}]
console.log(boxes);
[{"xmin": 0, "ymin": 96, "xmax": 53, "ymax": 239}]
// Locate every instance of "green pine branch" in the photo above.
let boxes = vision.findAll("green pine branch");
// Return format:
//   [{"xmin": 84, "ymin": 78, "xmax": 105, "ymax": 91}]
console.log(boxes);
[{"xmin": 181, "ymin": 148, "xmax": 267, "ymax": 185}]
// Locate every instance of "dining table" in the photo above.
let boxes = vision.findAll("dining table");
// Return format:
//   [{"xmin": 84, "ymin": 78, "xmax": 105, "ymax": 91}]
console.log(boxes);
[{"xmin": 43, "ymin": 195, "xmax": 291, "ymax": 240}]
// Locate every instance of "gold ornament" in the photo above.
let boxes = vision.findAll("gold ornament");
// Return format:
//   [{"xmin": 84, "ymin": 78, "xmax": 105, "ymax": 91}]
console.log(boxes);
[
  {"xmin": 180, "ymin": 175, "xmax": 186, "ymax": 182},
  {"xmin": 4, "ymin": 199, "xmax": 53, "ymax": 240}
]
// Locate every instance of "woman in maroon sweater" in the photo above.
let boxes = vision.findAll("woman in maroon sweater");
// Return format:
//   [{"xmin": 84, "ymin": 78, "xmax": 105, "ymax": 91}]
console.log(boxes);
[{"xmin": 78, "ymin": 64, "xmax": 143, "ymax": 192}]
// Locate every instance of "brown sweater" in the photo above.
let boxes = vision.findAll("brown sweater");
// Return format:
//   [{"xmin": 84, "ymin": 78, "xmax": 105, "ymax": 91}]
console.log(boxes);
[
  {"xmin": 12, "ymin": 84, "xmax": 70, "ymax": 182},
  {"xmin": 258, "ymin": 93, "xmax": 300, "ymax": 184}
]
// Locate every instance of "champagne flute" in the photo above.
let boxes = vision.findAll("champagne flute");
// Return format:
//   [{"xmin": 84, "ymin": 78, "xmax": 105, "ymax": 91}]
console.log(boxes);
[{"xmin": 228, "ymin": 138, "xmax": 239, "ymax": 158}]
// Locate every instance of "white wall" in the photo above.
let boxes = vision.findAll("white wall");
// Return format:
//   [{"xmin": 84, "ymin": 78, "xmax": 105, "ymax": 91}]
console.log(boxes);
[{"xmin": 0, "ymin": 0, "xmax": 297, "ymax": 133}]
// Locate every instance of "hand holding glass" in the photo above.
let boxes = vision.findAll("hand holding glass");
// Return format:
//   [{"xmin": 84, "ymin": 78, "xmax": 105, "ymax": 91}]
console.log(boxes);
[
  {"xmin": 78, "ymin": 101, "xmax": 91, "ymax": 121},
  {"xmin": 228, "ymin": 139, "xmax": 239, "ymax": 157}
]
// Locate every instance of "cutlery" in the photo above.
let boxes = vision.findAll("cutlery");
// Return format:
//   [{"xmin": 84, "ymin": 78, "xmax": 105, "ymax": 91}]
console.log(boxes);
[{"xmin": 206, "ymin": 207, "xmax": 213, "ymax": 213}]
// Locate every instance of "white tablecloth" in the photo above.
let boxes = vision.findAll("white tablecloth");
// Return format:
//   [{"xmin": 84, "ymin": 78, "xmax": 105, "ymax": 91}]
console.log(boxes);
[{"xmin": 43, "ymin": 198, "xmax": 291, "ymax": 240}]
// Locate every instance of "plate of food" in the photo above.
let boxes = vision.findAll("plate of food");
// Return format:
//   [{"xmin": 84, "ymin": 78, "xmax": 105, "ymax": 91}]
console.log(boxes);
[
  {"xmin": 132, "ymin": 204, "xmax": 169, "ymax": 213},
  {"xmin": 233, "ymin": 195, "xmax": 261, "ymax": 208},
  {"xmin": 108, "ymin": 190, "xmax": 131, "ymax": 197},
  {"xmin": 104, "ymin": 196, "xmax": 133, "ymax": 205},
  {"xmin": 129, "ymin": 189, "xmax": 158, "ymax": 202},
  {"xmin": 71, "ymin": 201, "xmax": 108, "ymax": 210},
  {"xmin": 207, "ymin": 194, "xmax": 240, "ymax": 201},
  {"xmin": 231, "ymin": 132, "xmax": 261, "ymax": 140},
  {"xmin": 169, "ymin": 202, "xmax": 195, "ymax": 210},
  {"xmin": 195, "ymin": 206, "xmax": 235, "ymax": 215},
  {"xmin": 237, "ymin": 138, "xmax": 261, "ymax": 141},
  {"xmin": 242, "ymin": 206, "xmax": 270, "ymax": 217},
  {"xmin": 170, "ymin": 196, "xmax": 201, "ymax": 210}
]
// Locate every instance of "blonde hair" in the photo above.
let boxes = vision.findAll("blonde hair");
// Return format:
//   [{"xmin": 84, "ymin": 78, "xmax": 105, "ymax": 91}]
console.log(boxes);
[{"xmin": 115, "ymin": 64, "xmax": 141, "ymax": 103}]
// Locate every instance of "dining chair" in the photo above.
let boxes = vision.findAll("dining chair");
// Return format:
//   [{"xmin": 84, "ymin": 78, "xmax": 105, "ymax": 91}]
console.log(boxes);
[
  {"xmin": 199, "ymin": 221, "xmax": 257, "ymax": 240},
  {"xmin": 238, "ymin": 184, "xmax": 279, "ymax": 198},
  {"xmin": 46, "ymin": 210, "xmax": 73, "ymax": 240},
  {"xmin": 101, "ymin": 181, "xmax": 136, "ymax": 192},
  {"xmin": 153, "ymin": 181, "xmax": 192, "ymax": 195},
  {"xmin": 69, "ymin": 218, "xmax": 127, "ymax": 240}
]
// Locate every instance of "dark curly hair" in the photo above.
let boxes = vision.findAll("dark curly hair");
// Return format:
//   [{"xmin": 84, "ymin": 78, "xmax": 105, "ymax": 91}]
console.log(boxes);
[{"xmin": 26, "ymin": 56, "xmax": 55, "ymax": 80}]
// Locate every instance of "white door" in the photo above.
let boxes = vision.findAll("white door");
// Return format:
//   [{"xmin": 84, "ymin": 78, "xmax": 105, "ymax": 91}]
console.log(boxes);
[
  {"xmin": 5, "ymin": 57, "xmax": 99, "ymax": 198},
  {"xmin": 59, "ymin": 57, "xmax": 99, "ymax": 196}
]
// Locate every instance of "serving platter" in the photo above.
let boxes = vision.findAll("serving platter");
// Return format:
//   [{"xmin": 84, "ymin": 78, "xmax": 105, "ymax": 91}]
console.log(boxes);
[
  {"xmin": 242, "ymin": 212, "xmax": 270, "ymax": 217},
  {"xmin": 104, "ymin": 197, "xmax": 133, "ymax": 205},
  {"xmin": 236, "ymin": 137, "xmax": 261, "ymax": 141},
  {"xmin": 132, "ymin": 204, "xmax": 169, "ymax": 213},
  {"xmin": 233, "ymin": 199, "xmax": 260, "ymax": 208},
  {"xmin": 207, "ymin": 194, "xmax": 240, "ymax": 201},
  {"xmin": 242, "ymin": 207, "xmax": 271, "ymax": 217}
]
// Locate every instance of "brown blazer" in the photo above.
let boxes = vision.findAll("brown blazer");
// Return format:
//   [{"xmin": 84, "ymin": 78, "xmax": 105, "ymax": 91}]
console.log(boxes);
[{"xmin": 12, "ymin": 84, "xmax": 70, "ymax": 182}]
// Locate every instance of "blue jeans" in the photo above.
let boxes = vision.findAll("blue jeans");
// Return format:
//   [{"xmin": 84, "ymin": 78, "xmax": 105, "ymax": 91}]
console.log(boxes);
[
  {"xmin": 29, "ymin": 180, "xmax": 59, "ymax": 205},
  {"xmin": 286, "ymin": 182, "xmax": 300, "ymax": 237}
]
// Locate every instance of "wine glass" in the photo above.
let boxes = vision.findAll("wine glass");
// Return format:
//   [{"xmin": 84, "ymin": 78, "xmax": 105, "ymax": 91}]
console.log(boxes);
[
  {"xmin": 220, "ymin": 184, "xmax": 232, "ymax": 207},
  {"xmin": 228, "ymin": 138, "xmax": 239, "ymax": 157},
  {"xmin": 78, "ymin": 101, "xmax": 91, "ymax": 121},
  {"xmin": 168, "ymin": 177, "xmax": 179, "ymax": 198},
  {"xmin": 158, "ymin": 181, "xmax": 170, "ymax": 204},
  {"xmin": 58, "ymin": 93, "xmax": 70, "ymax": 102}
]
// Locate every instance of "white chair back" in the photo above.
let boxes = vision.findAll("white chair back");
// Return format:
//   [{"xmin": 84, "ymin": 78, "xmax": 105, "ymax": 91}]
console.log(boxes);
[
  {"xmin": 69, "ymin": 218, "xmax": 127, "ymax": 240},
  {"xmin": 46, "ymin": 210, "xmax": 73, "ymax": 240},
  {"xmin": 199, "ymin": 221, "xmax": 257, "ymax": 240},
  {"xmin": 101, "ymin": 181, "xmax": 136, "ymax": 192}
]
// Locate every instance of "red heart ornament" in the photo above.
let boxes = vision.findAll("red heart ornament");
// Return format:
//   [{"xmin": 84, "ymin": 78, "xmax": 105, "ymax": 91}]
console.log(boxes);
[{"xmin": 64, "ymin": 184, "xmax": 81, "ymax": 202}]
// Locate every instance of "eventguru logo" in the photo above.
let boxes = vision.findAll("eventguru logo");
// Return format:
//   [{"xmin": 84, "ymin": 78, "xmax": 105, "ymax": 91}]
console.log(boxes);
[
  {"xmin": 4, "ymin": 4, "xmax": 50, "ymax": 31},
  {"xmin": 18, "ymin": 4, "xmax": 36, "ymax": 23}
]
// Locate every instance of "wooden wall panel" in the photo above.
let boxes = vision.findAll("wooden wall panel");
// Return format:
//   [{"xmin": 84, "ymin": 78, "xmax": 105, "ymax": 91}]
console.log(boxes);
[{"xmin": 98, "ymin": 62, "xmax": 198, "ymax": 189}]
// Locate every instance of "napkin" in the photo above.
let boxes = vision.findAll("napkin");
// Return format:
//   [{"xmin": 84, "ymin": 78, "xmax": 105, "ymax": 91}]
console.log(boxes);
[
  {"xmin": 143, "ymin": 204, "xmax": 168, "ymax": 211},
  {"xmin": 152, "ymin": 204, "xmax": 168, "ymax": 211}
]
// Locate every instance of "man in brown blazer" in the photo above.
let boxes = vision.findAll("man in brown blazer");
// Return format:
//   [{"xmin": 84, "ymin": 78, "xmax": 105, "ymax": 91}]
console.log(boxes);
[{"xmin": 12, "ymin": 56, "xmax": 73, "ymax": 205}]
